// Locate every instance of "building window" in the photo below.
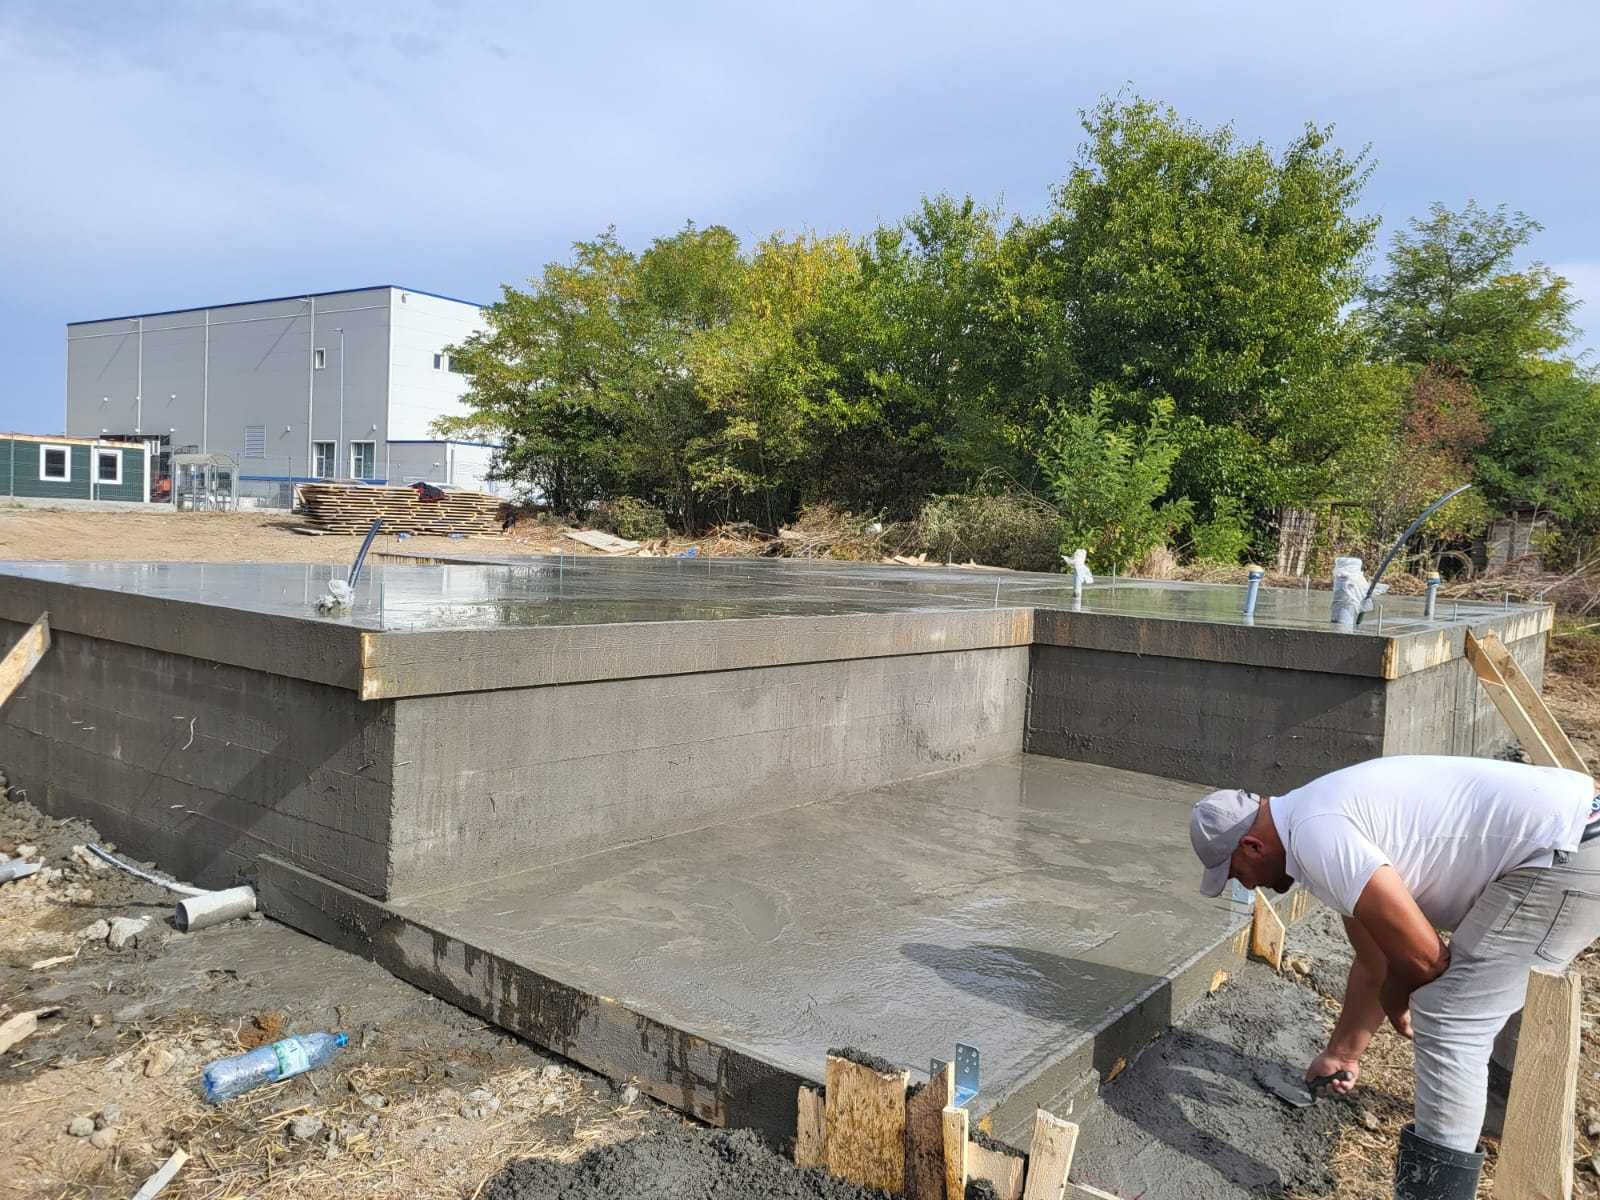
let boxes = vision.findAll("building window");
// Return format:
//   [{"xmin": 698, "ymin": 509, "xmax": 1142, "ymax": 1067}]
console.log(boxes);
[
  {"xmin": 350, "ymin": 440, "xmax": 376, "ymax": 479},
  {"xmin": 433, "ymin": 353, "xmax": 444, "ymax": 370},
  {"xmin": 314, "ymin": 348, "xmax": 327, "ymax": 369},
  {"xmin": 313, "ymin": 441, "xmax": 337, "ymax": 478},
  {"xmin": 243, "ymin": 425, "xmax": 266, "ymax": 458},
  {"xmin": 96, "ymin": 448, "xmax": 123, "ymax": 485},
  {"xmin": 39, "ymin": 444, "xmax": 71, "ymax": 481}
]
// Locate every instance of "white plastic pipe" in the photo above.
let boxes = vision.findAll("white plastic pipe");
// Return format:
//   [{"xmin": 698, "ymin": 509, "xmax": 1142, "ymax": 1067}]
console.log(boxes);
[{"xmin": 175, "ymin": 886, "xmax": 257, "ymax": 932}]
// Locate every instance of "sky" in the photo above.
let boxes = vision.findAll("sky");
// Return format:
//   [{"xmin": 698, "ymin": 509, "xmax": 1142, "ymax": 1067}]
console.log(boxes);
[{"xmin": 2, "ymin": 0, "xmax": 1596, "ymax": 433}]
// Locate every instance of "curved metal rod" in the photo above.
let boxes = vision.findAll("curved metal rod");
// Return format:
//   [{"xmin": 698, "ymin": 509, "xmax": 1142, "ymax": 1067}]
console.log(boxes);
[
  {"xmin": 1355, "ymin": 483, "xmax": 1473, "ymax": 624},
  {"xmin": 348, "ymin": 517, "xmax": 384, "ymax": 588}
]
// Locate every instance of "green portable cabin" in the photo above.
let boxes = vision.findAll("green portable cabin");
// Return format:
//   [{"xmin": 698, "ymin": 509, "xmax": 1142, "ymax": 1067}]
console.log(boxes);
[{"xmin": 0, "ymin": 434, "xmax": 152, "ymax": 503}]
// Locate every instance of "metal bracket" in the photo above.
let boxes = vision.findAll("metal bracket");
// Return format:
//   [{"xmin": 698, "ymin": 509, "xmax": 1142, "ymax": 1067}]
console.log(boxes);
[{"xmin": 930, "ymin": 1042, "xmax": 980, "ymax": 1107}]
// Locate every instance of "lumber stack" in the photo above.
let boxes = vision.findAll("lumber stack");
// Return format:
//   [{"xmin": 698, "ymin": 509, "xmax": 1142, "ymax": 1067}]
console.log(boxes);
[
  {"xmin": 299, "ymin": 483, "xmax": 503, "ymax": 535},
  {"xmin": 798, "ymin": 1052, "xmax": 1080, "ymax": 1200}
]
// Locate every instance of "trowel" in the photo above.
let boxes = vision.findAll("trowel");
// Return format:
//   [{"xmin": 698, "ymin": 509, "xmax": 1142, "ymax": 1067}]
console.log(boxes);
[{"xmin": 1253, "ymin": 1065, "xmax": 1351, "ymax": 1108}]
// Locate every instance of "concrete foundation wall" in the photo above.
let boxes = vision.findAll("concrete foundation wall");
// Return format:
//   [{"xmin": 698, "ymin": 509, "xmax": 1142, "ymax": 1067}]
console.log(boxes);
[
  {"xmin": 1383, "ymin": 632, "xmax": 1545, "ymax": 759},
  {"xmin": 386, "ymin": 646, "xmax": 1029, "ymax": 899},
  {"xmin": 1026, "ymin": 631, "xmax": 1548, "ymax": 793},
  {"xmin": 0, "ymin": 621, "xmax": 396, "ymax": 895},
  {"xmin": 1025, "ymin": 645, "xmax": 1387, "ymax": 794}
]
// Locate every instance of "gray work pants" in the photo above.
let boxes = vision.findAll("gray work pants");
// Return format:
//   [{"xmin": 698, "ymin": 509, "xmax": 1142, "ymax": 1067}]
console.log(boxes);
[{"xmin": 1410, "ymin": 836, "xmax": 1600, "ymax": 1151}]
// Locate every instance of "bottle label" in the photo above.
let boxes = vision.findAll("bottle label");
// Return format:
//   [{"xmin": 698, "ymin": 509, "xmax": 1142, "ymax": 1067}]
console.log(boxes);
[{"xmin": 272, "ymin": 1038, "xmax": 312, "ymax": 1079}]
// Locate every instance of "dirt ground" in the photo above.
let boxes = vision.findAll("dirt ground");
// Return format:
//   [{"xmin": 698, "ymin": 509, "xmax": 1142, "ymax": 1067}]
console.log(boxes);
[
  {"xmin": 3, "ymin": 506, "xmax": 1600, "ymax": 1198},
  {"xmin": 0, "ymin": 505, "xmax": 583, "ymax": 565}
]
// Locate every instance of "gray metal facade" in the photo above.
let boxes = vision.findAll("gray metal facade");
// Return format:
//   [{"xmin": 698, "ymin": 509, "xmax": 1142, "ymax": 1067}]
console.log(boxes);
[{"xmin": 64, "ymin": 286, "xmax": 499, "ymax": 501}]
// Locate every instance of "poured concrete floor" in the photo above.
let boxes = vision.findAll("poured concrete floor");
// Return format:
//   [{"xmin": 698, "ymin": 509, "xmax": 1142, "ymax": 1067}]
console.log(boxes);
[{"xmin": 390, "ymin": 754, "xmax": 1249, "ymax": 1137}]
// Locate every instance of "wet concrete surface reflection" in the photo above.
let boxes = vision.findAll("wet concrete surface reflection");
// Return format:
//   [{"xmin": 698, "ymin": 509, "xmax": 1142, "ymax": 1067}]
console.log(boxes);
[
  {"xmin": 0, "ymin": 556, "xmax": 1536, "ymax": 636},
  {"xmin": 394, "ymin": 755, "xmax": 1243, "ymax": 1117}
]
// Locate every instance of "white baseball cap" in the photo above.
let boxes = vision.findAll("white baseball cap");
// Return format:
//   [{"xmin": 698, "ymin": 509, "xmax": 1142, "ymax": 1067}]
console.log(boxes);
[{"xmin": 1190, "ymin": 788, "xmax": 1261, "ymax": 897}]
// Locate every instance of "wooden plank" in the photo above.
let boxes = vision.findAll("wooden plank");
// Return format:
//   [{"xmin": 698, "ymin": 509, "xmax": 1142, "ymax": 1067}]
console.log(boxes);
[
  {"xmin": 906, "ymin": 1062, "xmax": 953, "ymax": 1200},
  {"xmin": 1250, "ymin": 889, "xmax": 1285, "ymax": 971},
  {"xmin": 942, "ymin": 1105, "xmax": 968, "ymax": 1200},
  {"xmin": 1475, "ymin": 630, "xmax": 1588, "ymax": 774},
  {"xmin": 1022, "ymin": 1109, "xmax": 1079, "ymax": 1200},
  {"xmin": 0, "ymin": 613, "xmax": 50, "ymax": 710},
  {"xmin": 968, "ymin": 1141, "xmax": 1025, "ymax": 1200},
  {"xmin": 795, "ymin": 1086, "xmax": 826, "ymax": 1168},
  {"xmin": 563, "ymin": 528, "xmax": 641, "ymax": 553},
  {"xmin": 1497, "ymin": 967, "xmax": 1581, "ymax": 1200},
  {"xmin": 825, "ymin": 1054, "xmax": 910, "ymax": 1194},
  {"xmin": 1465, "ymin": 631, "xmax": 1566, "ymax": 771}
]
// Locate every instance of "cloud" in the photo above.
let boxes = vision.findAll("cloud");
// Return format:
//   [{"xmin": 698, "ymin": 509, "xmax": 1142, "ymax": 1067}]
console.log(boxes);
[{"xmin": 1, "ymin": 0, "xmax": 1597, "ymax": 430}]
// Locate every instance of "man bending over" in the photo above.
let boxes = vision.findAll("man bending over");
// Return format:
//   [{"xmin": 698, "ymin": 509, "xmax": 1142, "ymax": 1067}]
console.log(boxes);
[{"xmin": 1189, "ymin": 755, "xmax": 1597, "ymax": 1198}]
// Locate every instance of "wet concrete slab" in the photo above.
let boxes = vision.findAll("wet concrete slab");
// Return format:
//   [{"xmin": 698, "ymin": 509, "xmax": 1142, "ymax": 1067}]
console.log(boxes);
[
  {"xmin": 0, "ymin": 555, "xmax": 1542, "ymax": 636},
  {"xmin": 0, "ymin": 558, "xmax": 1550, "ymax": 700},
  {"xmin": 289, "ymin": 753, "xmax": 1264, "ymax": 1145}
]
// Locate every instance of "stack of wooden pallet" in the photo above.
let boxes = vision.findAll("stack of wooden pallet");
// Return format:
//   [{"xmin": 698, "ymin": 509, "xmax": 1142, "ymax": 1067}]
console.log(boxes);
[{"xmin": 299, "ymin": 483, "xmax": 504, "ymax": 535}]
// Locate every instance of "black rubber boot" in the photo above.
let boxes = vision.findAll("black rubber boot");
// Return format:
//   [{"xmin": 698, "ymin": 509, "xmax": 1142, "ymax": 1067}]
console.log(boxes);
[{"xmin": 1394, "ymin": 1123, "xmax": 1484, "ymax": 1200}]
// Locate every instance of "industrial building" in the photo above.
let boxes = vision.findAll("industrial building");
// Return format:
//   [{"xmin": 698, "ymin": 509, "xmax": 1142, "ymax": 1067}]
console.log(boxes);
[{"xmin": 64, "ymin": 285, "xmax": 506, "ymax": 505}]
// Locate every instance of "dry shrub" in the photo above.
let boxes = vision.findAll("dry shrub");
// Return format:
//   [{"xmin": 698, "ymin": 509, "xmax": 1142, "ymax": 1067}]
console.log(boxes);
[
  {"xmin": 917, "ymin": 493, "xmax": 1062, "ymax": 573},
  {"xmin": 778, "ymin": 504, "xmax": 893, "ymax": 560},
  {"xmin": 593, "ymin": 497, "xmax": 670, "ymax": 542},
  {"xmin": 1134, "ymin": 543, "xmax": 1179, "ymax": 579}
]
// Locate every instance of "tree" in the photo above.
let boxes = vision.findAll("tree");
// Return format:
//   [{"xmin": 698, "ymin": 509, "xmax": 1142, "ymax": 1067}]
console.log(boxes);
[
  {"xmin": 1026, "ymin": 96, "xmax": 1379, "ymax": 520},
  {"xmin": 1364, "ymin": 202, "xmax": 1577, "ymax": 390},
  {"xmin": 1363, "ymin": 201, "xmax": 1592, "ymax": 523},
  {"xmin": 437, "ymin": 232, "xmax": 639, "ymax": 514},
  {"xmin": 615, "ymin": 223, "xmax": 747, "ymax": 527},
  {"xmin": 799, "ymin": 195, "xmax": 1020, "ymax": 516},
  {"xmin": 1475, "ymin": 365, "xmax": 1600, "ymax": 530},
  {"xmin": 1036, "ymin": 388, "xmax": 1192, "ymax": 569},
  {"xmin": 685, "ymin": 233, "xmax": 854, "ymax": 526}
]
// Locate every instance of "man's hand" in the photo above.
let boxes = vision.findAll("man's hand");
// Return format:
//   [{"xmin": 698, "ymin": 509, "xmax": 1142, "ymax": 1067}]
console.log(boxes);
[{"xmin": 1306, "ymin": 1050, "xmax": 1360, "ymax": 1095}]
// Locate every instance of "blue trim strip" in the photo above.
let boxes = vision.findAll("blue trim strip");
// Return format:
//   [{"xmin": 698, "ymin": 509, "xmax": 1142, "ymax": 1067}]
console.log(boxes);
[
  {"xmin": 68, "ymin": 284, "xmax": 489, "ymax": 326},
  {"xmin": 386, "ymin": 439, "xmax": 506, "ymax": 450},
  {"xmin": 239, "ymin": 475, "xmax": 390, "ymax": 485}
]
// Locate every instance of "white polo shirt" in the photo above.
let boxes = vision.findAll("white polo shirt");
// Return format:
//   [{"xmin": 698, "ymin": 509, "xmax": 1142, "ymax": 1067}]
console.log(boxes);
[{"xmin": 1270, "ymin": 756, "xmax": 1594, "ymax": 931}]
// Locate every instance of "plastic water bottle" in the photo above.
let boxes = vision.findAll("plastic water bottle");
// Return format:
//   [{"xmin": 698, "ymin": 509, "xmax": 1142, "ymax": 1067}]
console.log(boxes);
[{"xmin": 201, "ymin": 1032, "xmax": 349, "ymax": 1103}]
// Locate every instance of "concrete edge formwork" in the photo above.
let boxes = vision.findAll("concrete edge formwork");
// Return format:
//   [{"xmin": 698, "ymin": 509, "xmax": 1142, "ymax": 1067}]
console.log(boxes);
[
  {"xmin": 0, "ymin": 574, "xmax": 364, "ymax": 691},
  {"xmin": 358, "ymin": 607, "xmax": 1035, "ymax": 700},
  {"xmin": 256, "ymin": 854, "xmax": 1310, "ymax": 1154},
  {"xmin": 1031, "ymin": 604, "xmax": 1551, "ymax": 681}
]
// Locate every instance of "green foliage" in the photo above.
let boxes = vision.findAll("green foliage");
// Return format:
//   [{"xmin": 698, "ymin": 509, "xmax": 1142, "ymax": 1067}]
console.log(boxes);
[
  {"xmin": 1026, "ymin": 96, "xmax": 1378, "ymax": 520},
  {"xmin": 1187, "ymin": 497, "xmax": 1253, "ymax": 565},
  {"xmin": 1363, "ymin": 202, "xmax": 1592, "ymax": 526},
  {"xmin": 1036, "ymin": 389, "xmax": 1193, "ymax": 570},
  {"xmin": 597, "ymin": 497, "xmax": 669, "ymax": 542},
  {"xmin": 440, "ymin": 97, "xmax": 1597, "ymax": 562},
  {"xmin": 1476, "ymin": 366, "xmax": 1600, "ymax": 529},
  {"xmin": 438, "ymin": 232, "xmax": 638, "ymax": 513},
  {"xmin": 1365, "ymin": 203, "xmax": 1577, "ymax": 389},
  {"xmin": 800, "ymin": 195, "xmax": 1026, "ymax": 516},
  {"xmin": 917, "ymin": 493, "xmax": 1063, "ymax": 572}
]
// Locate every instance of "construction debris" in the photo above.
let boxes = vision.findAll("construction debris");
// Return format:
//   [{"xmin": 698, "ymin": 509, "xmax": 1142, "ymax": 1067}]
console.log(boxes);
[
  {"xmin": 130, "ymin": 1149, "xmax": 190, "ymax": 1200},
  {"xmin": 563, "ymin": 528, "xmax": 642, "ymax": 554},
  {"xmin": 0, "ymin": 1007, "xmax": 61, "ymax": 1054}
]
